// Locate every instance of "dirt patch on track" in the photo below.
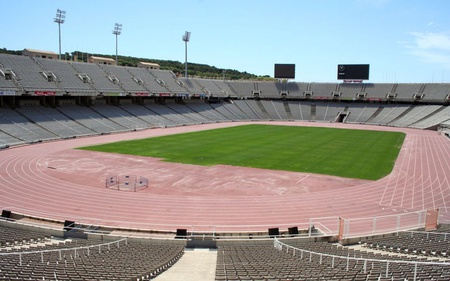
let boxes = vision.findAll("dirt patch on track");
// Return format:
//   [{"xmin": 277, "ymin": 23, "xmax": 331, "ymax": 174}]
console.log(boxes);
[{"xmin": 42, "ymin": 144, "xmax": 370, "ymax": 197}]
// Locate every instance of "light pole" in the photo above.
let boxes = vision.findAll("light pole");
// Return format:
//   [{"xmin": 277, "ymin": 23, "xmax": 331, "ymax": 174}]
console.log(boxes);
[
  {"xmin": 54, "ymin": 9, "xmax": 66, "ymax": 60},
  {"xmin": 113, "ymin": 23, "xmax": 122, "ymax": 65},
  {"xmin": 182, "ymin": 31, "xmax": 191, "ymax": 78}
]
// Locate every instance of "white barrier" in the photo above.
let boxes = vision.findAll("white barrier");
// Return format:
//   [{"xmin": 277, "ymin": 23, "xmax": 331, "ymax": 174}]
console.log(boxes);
[{"xmin": 274, "ymin": 237, "xmax": 450, "ymax": 281}]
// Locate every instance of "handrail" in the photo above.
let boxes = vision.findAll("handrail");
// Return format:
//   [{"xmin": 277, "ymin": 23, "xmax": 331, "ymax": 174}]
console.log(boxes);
[
  {"xmin": 274, "ymin": 238, "xmax": 450, "ymax": 281},
  {"xmin": 404, "ymin": 230, "xmax": 450, "ymax": 240},
  {"xmin": 0, "ymin": 238, "xmax": 127, "ymax": 265}
]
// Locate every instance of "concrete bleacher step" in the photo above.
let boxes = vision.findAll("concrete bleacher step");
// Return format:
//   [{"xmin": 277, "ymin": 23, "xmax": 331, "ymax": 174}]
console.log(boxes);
[{"xmin": 153, "ymin": 248, "xmax": 217, "ymax": 281}]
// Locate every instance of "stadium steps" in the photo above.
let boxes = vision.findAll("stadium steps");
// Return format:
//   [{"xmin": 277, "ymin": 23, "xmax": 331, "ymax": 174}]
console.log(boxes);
[
  {"xmin": 224, "ymin": 81, "xmax": 239, "ymax": 96},
  {"xmin": 124, "ymin": 66, "xmax": 154, "ymax": 94},
  {"xmin": 283, "ymin": 100, "xmax": 293, "ymax": 119},
  {"xmin": 29, "ymin": 57, "xmax": 65, "ymax": 94},
  {"xmin": 365, "ymin": 105, "xmax": 383, "ymax": 123},
  {"xmin": 310, "ymin": 103, "xmax": 316, "ymax": 120},
  {"xmin": 255, "ymin": 100, "xmax": 270, "ymax": 119},
  {"xmin": 97, "ymin": 64, "xmax": 128, "ymax": 93},
  {"xmin": 153, "ymin": 248, "xmax": 217, "ymax": 281},
  {"xmin": 68, "ymin": 62, "xmax": 99, "ymax": 93},
  {"xmin": 146, "ymin": 68, "xmax": 173, "ymax": 93}
]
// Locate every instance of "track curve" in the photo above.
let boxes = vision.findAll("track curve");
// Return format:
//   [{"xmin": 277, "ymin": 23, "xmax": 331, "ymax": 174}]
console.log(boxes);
[{"xmin": 0, "ymin": 122, "xmax": 449, "ymax": 233}]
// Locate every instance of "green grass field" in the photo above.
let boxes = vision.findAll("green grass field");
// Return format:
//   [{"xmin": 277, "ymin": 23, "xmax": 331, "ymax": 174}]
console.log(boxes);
[{"xmin": 78, "ymin": 124, "xmax": 405, "ymax": 180}]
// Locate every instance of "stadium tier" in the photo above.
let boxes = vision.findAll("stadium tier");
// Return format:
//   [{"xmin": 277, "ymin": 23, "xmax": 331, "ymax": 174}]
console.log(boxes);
[{"xmin": 0, "ymin": 100, "xmax": 449, "ymax": 146}]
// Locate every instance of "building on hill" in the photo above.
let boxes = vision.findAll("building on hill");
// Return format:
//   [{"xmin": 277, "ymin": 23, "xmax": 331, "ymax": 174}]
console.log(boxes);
[
  {"xmin": 89, "ymin": 56, "xmax": 116, "ymax": 65},
  {"xmin": 22, "ymin": 48, "xmax": 58, "ymax": 59},
  {"xmin": 138, "ymin": 61, "xmax": 160, "ymax": 69}
]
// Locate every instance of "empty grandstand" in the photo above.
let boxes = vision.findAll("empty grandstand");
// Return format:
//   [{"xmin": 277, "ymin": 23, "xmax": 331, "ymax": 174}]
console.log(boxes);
[{"xmin": 1, "ymin": 53, "xmax": 450, "ymax": 280}]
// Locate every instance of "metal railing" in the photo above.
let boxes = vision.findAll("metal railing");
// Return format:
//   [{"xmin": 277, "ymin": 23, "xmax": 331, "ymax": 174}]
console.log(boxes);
[
  {"xmin": 340, "ymin": 210, "xmax": 427, "ymax": 239},
  {"xmin": 0, "ymin": 238, "xmax": 127, "ymax": 265},
  {"xmin": 274, "ymin": 237, "xmax": 450, "ymax": 281},
  {"xmin": 1, "ymin": 206, "xmax": 444, "ymax": 239}
]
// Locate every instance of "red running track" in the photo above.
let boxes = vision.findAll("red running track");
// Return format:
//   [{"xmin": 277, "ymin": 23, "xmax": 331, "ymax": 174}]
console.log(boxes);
[{"xmin": 0, "ymin": 122, "xmax": 449, "ymax": 234}]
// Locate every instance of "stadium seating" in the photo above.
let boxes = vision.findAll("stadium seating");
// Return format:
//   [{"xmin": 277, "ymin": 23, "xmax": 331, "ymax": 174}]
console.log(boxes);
[
  {"xmin": 191, "ymin": 78, "xmax": 224, "ymax": 96},
  {"xmin": 185, "ymin": 100, "xmax": 229, "ymax": 122},
  {"xmin": 126, "ymin": 67, "xmax": 168, "ymax": 94},
  {"xmin": 0, "ymin": 54, "xmax": 60, "ymax": 92},
  {"xmin": 261, "ymin": 99, "xmax": 290, "ymax": 119},
  {"xmin": 345, "ymin": 103, "xmax": 380, "ymax": 123},
  {"xmin": 395, "ymin": 83, "xmax": 425, "ymax": 102},
  {"xmin": 338, "ymin": 82, "xmax": 364, "ymax": 99},
  {"xmin": 15, "ymin": 105, "xmax": 97, "ymax": 138},
  {"xmin": 422, "ymin": 83, "xmax": 450, "ymax": 102},
  {"xmin": 366, "ymin": 104, "xmax": 411, "ymax": 125},
  {"xmin": 35, "ymin": 57, "xmax": 96, "ymax": 94},
  {"xmin": 0, "ymin": 98, "xmax": 449, "ymax": 147},
  {"xmin": 227, "ymin": 80, "xmax": 256, "ymax": 97},
  {"xmin": 0, "ymin": 225, "xmax": 184, "ymax": 281},
  {"xmin": 364, "ymin": 83, "xmax": 396, "ymax": 99},
  {"xmin": 178, "ymin": 77, "xmax": 205, "ymax": 95},
  {"xmin": 0, "ymin": 106, "xmax": 59, "ymax": 143},
  {"xmin": 149, "ymin": 69, "xmax": 186, "ymax": 93},
  {"xmin": 360, "ymin": 231, "xmax": 450, "ymax": 258},
  {"xmin": 209, "ymin": 100, "xmax": 251, "ymax": 120},
  {"xmin": 216, "ymin": 240, "xmax": 450, "ymax": 280}
]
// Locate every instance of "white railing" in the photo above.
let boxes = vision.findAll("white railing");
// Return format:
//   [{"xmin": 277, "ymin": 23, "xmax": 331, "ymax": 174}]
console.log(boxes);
[
  {"xmin": 404, "ymin": 230, "xmax": 450, "ymax": 241},
  {"xmin": 1, "ymin": 206, "xmax": 439, "ymax": 238},
  {"xmin": 0, "ymin": 238, "xmax": 127, "ymax": 265},
  {"xmin": 340, "ymin": 210, "xmax": 427, "ymax": 239},
  {"xmin": 274, "ymin": 237, "xmax": 450, "ymax": 281}
]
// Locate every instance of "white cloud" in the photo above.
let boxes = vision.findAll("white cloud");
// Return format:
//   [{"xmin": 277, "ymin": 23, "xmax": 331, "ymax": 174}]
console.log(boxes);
[
  {"xmin": 410, "ymin": 32, "xmax": 450, "ymax": 50},
  {"xmin": 406, "ymin": 32, "xmax": 450, "ymax": 69}
]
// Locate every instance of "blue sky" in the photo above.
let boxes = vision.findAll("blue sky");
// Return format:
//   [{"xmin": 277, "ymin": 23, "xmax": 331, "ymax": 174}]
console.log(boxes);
[{"xmin": 2, "ymin": 0, "xmax": 450, "ymax": 82}]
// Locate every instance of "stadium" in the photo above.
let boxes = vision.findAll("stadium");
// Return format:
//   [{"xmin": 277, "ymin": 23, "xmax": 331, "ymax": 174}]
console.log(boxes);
[{"xmin": 1, "ymin": 49, "xmax": 450, "ymax": 280}]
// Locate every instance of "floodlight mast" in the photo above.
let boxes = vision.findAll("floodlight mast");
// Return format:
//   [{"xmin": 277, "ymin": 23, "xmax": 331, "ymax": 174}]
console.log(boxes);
[
  {"xmin": 182, "ymin": 31, "xmax": 191, "ymax": 78},
  {"xmin": 54, "ymin": 9, "xmax": 66, "ymax": 60},
  {"xmin": 113, "ymin": 23, "xmax": 123, "ymax": 65}
]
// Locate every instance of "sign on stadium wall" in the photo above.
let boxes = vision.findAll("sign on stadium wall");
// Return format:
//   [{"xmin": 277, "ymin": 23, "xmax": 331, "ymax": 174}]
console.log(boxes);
[
  {"xmin": 0, "ymin": 90, "xmax": 16, "ymax": 96},
  {"xmin": 34, "ymin": 91, "xmax": 56, "ymax": 96},
  {"xmin": 314, "ymin": 96, "xmax": 330, "ymax": 100},
  {"xmin": 134, "ymin": 92, "xmax": 149, "ymax": 96},
  {"xmin": 159, "ymin": 93, "xmax": 171, "ymax": 97}
]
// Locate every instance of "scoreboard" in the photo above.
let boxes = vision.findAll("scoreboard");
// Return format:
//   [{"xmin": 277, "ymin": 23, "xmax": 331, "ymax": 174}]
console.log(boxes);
[
  {"xmin": 274, "ymin": 64, "xmax": 295, "ymax": 79},
  {"xmin": 337, "ymin": 64, "xmax": 369, "ymax": 80}
]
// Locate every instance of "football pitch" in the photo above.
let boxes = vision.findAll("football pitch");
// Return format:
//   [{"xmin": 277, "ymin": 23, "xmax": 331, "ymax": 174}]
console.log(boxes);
[{"xmin": 79, "ymin": 124, "xmax": 405, "ymax": 180}]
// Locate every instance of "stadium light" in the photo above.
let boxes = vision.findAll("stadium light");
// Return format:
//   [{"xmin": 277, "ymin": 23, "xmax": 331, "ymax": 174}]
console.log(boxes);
[
  {"xmin": 182, "ymin": 31, "xmax": 191, "ymax": 78},
  {"xmin": 54, "ymin": 9, "xmax": 66, "ymax": 60},
  {"xmin": 113, "ymin": 23, "xmax": 123, "ymax": 65}
]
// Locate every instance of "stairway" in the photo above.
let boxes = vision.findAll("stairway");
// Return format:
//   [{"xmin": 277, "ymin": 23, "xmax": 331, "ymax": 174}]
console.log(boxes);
[{"xmin": 154, "ymin": 248, "xmax": 217, "ymax": 281}]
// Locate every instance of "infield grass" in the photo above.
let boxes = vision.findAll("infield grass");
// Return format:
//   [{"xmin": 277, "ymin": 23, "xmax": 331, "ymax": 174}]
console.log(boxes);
[{"xmin": 79, "ymin": 124, "xmax": 405, "ymax": 180}]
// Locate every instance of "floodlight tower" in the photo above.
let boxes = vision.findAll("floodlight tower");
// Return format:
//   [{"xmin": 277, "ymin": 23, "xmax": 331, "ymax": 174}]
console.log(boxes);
[
  {"xmin": 182, "ymin": 31, "xmax": 191, "ymax": 78},
  {"xmin": 54, "ymin": 9, "xmax": 66, "ymax": 60},
  {"xmin": 113, "ymin": 23, "xmax": 123, "ymax": 65}
]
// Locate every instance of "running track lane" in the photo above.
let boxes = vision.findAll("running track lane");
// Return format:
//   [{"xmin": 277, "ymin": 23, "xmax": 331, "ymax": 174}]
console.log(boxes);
[{"xmin": 0, "ymin": 122, "xmax": 449, "ymax": 232}]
